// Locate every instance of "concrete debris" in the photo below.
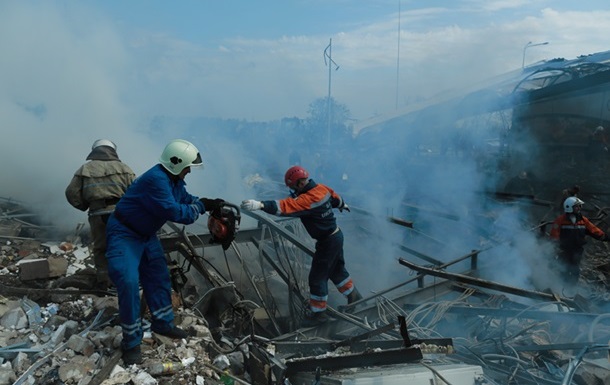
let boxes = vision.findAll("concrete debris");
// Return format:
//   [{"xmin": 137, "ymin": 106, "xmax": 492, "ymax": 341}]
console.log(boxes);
[{"xmin": 1, "ymin": 195, "xmax": 610, "ymax": 384}]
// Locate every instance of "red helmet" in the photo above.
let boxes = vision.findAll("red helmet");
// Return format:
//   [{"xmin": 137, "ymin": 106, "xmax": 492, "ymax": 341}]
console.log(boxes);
[{"xmin": 284, "ymin": 166, "xmax": 309, "ymax": 188}]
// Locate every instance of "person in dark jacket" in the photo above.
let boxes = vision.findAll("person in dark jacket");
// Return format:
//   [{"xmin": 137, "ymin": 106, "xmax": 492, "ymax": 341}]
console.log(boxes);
[
  {"xmin": 550, "ymin": 196, "xmax": 609, "ymax": 284},
  {"xmin": 106, "ymin": 139, "xmax": 225, "ymax": 365},
  {"xmin": 241, "ymin": 165, "xmax": 362, "ymax": 327},
  {"xmin": 65, "ymin": 139, "xmax": 135, "ymax": 289}
]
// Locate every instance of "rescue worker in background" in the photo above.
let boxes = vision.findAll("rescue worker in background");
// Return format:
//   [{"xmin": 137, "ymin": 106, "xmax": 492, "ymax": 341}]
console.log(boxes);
[
  {"xmin": 105, "ymin": 139, "xmax": 225, "ymax": 365},
  {"xmin": 241, "ymin": 165, "xmax": 362, "ymax": 327},
  {"xmin": 550, "ymin": 196, "xmax": 609, "ymax": 284},
  {"xmin": 65, "ymin": 139, "xmax": 135, "ymax": 290}
]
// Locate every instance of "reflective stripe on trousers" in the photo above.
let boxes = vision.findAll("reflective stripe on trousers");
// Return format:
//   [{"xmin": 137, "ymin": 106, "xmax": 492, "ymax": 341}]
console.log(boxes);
[
  {"xmin": 106, "ymin": 216, "xmax": 175, "ymax": 349},
  {"xmin": 309, "ymin": 229, "xmax": 351, "ymax": 312}
]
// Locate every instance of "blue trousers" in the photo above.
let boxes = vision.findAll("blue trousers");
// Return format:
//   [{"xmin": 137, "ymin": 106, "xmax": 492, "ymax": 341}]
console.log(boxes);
[
  {"xmin": 106, "ymin": 216, "xmax": 175, "ymax": 350},
  {"xmin": 309, "ymin": 229, "xmax": 353, "ymax": 312}
]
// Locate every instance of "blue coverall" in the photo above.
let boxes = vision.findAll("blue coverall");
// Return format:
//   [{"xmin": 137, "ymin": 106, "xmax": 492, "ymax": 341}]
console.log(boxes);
[
  {"xmin": 261, "ymin": 179, "xmax": 355, "ymax": 313},
  {"xmin": 106, "ymin": 164, "xmax": 202, "ymax": 350}
]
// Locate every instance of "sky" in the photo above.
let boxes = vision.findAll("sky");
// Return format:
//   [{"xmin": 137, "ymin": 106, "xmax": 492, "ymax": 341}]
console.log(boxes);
[
  {"xmin": 76, "ymin": 0, "xmax": 610, "ymax": 121},
  {"xmin": 3, "ymin": 1, "xmax": 609, "ymax": 124},
  {"xmin": 1, "ymin": 0, "xmax": 609, "ymax": 297}
]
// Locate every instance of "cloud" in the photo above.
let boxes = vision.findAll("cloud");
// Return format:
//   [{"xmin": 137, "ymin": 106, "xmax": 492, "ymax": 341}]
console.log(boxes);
[
  {"xmin": 470, "ymin": 0, "xmax": 533, "ymax": 12},
  {"xmin": 9, "ymin": 2, "xmax": 600, "ymax": 124}
]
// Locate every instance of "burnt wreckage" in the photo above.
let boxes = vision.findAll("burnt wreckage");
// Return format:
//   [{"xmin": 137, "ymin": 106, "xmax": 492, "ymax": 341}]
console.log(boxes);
[
  {"xmin": 155, "ymin": 201, "xmax": 610, "ymax": 385},
  {"xmin": 354, "ymin": 50, "xmax": 610, "ymax": 197},
  {"xmin": 3, "ymin": 51, "xmax": 610, "ymax": 384},
  {"xmin": 163, "ymin": 50, "xmax": 610, "ymax": 384}
]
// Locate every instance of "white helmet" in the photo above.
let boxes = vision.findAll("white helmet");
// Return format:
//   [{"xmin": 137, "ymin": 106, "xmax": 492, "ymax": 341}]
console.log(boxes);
[
  {"xmin": 159, "ymin": 139, "xmax": 203, "ymax": 175},
  {"xmin": 564, "ymin": 196, "xmax": 585, "ymax": 213},
  {"xmin": 92, "ymin": 139, "xmax": 116, "ymax": 150}
]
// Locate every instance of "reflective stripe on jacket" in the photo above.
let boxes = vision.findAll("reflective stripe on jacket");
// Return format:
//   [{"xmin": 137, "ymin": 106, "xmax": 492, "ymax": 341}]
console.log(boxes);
[{"xmin": 550, "ymin": 213, "xmax": 605, "ymax": 251}]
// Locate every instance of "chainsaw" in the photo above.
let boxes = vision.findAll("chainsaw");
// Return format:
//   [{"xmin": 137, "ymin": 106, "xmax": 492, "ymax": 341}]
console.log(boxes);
[{"xmin": 207, "ymin": 202, "xmax": 241, "ymax": 250}]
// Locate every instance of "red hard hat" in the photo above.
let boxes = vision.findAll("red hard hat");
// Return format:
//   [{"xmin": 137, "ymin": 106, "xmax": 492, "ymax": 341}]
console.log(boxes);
[{"xmin": 284, "ymin": 166, "xmax": 309, "ymax": 188}]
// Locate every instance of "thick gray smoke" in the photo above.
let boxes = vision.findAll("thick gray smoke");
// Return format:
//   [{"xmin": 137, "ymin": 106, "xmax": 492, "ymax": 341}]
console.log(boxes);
[{"xmin": 0, "ymin": 2, "xmax": 601, "ymax": 301}]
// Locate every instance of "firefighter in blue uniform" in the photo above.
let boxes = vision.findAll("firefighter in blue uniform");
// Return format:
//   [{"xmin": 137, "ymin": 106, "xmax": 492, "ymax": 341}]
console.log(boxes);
[
  {"xmin": 106, "ymin": 139, "xmax": 224, "ymax": 365},
  {"xmin": 242, "ymin": 165, "xmax": 362, "ymax": 327}
]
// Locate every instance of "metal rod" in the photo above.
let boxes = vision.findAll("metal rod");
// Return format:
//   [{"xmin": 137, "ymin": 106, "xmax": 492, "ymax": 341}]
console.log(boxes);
[{"xmin": 398, "ymin": 258, "xmax": 578, "ymax": 308}]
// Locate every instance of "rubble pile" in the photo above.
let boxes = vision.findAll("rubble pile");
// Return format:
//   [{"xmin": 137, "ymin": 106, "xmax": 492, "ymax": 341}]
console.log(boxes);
[
  {"xmin": 0, "ymin": 290, "xmax": 246, "ymax": 384},
  {"xmin": 2, "ymin": 194, "xmax": 610, "ymax": 384},
  {"xmin": 0, "ymin": 214, "xmax": 249, "ymax": 384}
]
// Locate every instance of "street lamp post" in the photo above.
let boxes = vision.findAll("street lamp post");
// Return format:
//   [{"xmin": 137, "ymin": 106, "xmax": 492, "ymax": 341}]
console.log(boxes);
[
  {"xmin": 324, "ymin": 38, "xmax": 339, "ymax": 147},
  {"xmin": 395, "ymin": 0, "xmax": 401, "ymax": 110},
  {"xmin": 522, "ymin": 41, "xmax": 549, "ymax": 69}
]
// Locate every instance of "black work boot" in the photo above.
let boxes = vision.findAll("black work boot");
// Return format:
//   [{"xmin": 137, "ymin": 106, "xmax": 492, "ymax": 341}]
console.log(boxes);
[
  {"xmin": 301, "ymin": 309, "xmax": 329, "ymax": 328},
  {"xmin": 122, "ymin": 345, "xmax": 143, "ymax": 365},
  {"xmin": 153, "ymin": 326, "xmax": 189, "ymax": 339},
  {"xmin": 347, "ymin": 288, "xmax": 363, "ymax": 304}
]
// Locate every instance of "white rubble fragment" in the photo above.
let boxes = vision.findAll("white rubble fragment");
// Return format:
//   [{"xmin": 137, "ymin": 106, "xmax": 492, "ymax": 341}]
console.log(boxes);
[
  {"xmin": 213, "ymin": 354, "xmax": 230, "ymax": 370},
  {"xmin": 182, "ymin": 356, "xmax": 196, "ymax": 367},
  {"xmin": 196, "ymin": 375, "xmax": 205, "ymax": 385},
  {"xmin": 28, "ymin": 333, "xmax": 38, "ymax": 343},
  {"xmin": 72, "ymin": 248, "xmax": 89, "ymax": 261},
  {"xmin": 133, "ymin": 371, "xmax": 157, "ymax": 385},
  {"xmin": 101, "ymin": 369, "xmax": 132, "ymax": 385},
  {"xmin": 15, "ymin": 258, "xmax": 45, "ymax": 266},
  {"xmin": 42, "ymin": 243, "xmax": 62, "ymax": 254},
  {"xmin": 109, "ymin": 364, "xmax": 128, "ymax": 376},
  {"xmin": 67, "ymin": 263, "xmax": 88, "ymax": 275}
]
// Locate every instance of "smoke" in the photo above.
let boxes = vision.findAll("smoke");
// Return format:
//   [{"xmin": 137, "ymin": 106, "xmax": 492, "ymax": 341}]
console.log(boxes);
[
  {"xmin": 0, "ymin": 1, "xmax": 604, "ymax": 301},
  {"xmin": 0, "ymin": 2, "xmax": 158, "ymax": 232},
  {"xmin": 321, "ymin": 86, "xmax": 591, "ymax": 300}
]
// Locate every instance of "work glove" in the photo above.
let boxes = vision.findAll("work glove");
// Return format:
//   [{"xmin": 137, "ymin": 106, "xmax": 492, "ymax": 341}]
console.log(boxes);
[
  {"xmin": 241, "ymin": 199, "xmax": 263, "ymax": 211},
  {"xmin": 338, "ymin": 200, "xmax": 350, "ymax": 213},
  {"xmin": 199, "ymin": 198, "xmax": 224, "ymax": 212}
]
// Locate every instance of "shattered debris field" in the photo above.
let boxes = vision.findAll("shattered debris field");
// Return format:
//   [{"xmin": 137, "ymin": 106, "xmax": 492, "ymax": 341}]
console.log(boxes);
[{"xmin": 2, "ymin": 187, "xmax": 610, "ymax": 385}]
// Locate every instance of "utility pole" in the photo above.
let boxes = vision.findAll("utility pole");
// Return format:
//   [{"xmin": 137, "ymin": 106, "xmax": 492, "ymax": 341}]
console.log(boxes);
[
  {"xmin": 396, "ymin": 0, "xmax": 401, "ymax": 109},
  {"xmin": 324, "ymin": 38, "xmax": 339, "ymax": 147}
]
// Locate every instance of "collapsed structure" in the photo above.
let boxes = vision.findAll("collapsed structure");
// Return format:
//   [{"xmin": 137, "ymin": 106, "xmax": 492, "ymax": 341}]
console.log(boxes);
[
  {"xmin": 3, "ymin": 50, "xmax": 610, "ymax": 384},
  {"xmin": 1, "ymin": 187, "xmax": 610, "ymax": 384}
]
